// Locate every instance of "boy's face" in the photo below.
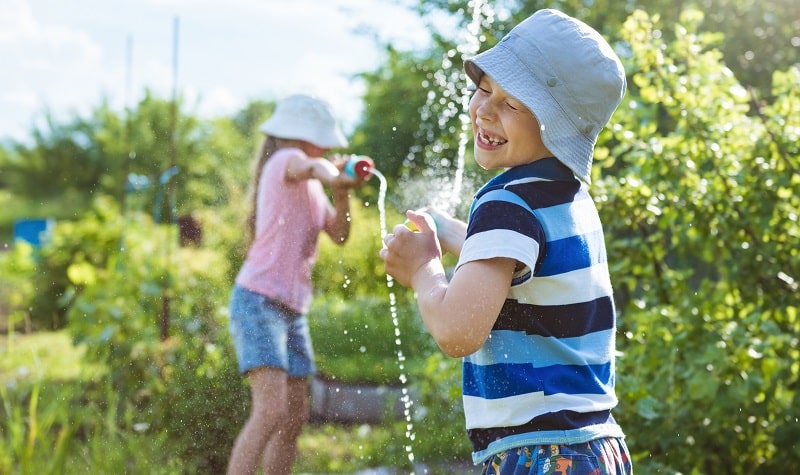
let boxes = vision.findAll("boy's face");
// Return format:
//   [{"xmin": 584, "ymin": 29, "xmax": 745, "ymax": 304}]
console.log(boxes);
[{"xmin": 469, "ymin": 74, "xmax": 551, "ymax": 170}]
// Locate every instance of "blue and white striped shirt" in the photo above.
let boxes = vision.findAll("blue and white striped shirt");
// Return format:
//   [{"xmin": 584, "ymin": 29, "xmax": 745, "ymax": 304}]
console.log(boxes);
[{"xmin": 457, "ymin": 158, "xmax": 624, "ymax": 464}]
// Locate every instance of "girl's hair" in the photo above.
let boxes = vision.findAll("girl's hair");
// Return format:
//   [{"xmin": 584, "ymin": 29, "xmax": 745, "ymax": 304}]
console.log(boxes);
[{"xmin": 245, "ymin": 135, "xmax": 279, "ymax": 247}]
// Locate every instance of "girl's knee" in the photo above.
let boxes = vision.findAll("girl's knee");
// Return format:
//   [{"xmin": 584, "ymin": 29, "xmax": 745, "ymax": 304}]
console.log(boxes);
[
  {"xmin": 251, "ymin": 401, "xmax": 289, "ymax": 425},
  {"xmin": 283, "ymin": 412, "xmax": 308, "ymax": 439}
]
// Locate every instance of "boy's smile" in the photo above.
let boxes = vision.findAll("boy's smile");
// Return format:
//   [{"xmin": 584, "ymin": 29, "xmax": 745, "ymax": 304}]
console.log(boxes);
[{"xmin": 476, "ymin": 128, "xmax": 508, "ymax": 147}]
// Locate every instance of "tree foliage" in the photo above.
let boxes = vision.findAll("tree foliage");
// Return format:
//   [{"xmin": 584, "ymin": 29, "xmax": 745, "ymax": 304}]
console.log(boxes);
[
  {"xmin": 0, "ymin": 90, "xmax": 268, "ymax": 226},
  {"xmin": 350, "ymin": 46, "xmax": 438, "ymax": 182},
  {"xmin": 598, "ymin": 10, "xmax": 799, "ymax": 472}
]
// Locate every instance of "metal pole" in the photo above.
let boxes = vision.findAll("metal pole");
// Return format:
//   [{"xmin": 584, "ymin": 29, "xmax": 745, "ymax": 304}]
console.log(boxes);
[
  {"xmin": 161, "ymin": 16, "xmax": 179, "ymax": 341},
  {"xmin": 121, "ymin": 34, "xmax": 133, "ymax": 207}
]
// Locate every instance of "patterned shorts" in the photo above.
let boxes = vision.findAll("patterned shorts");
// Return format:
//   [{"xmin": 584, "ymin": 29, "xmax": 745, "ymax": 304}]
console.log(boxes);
[{"xmin": 482, "ymin": 437, "xmax": 632, "ymax": 475}]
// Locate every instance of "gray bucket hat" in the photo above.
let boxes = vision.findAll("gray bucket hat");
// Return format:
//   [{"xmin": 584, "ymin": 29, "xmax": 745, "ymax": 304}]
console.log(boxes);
[
  {"xmin": 259, "ymin": 94, "xmax": 348, "ymax": 148},
  {"xmin": 464, "ymin": 9, "xmax": 626, "ymax": 183}
]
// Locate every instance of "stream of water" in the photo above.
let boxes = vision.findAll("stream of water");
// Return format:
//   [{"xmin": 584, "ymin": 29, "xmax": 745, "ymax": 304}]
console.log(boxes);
[
  {"xmin": 364, "ymin": 2, "xmax": 494, "ymax": 473},
  {"xmin": 370, "ymin": 168, "xmax": 417, "ymax": 471}
]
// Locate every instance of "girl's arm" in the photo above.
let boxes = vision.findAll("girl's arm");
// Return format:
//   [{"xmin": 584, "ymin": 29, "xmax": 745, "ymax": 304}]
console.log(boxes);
[
  {"xmin": 324, "ymin": 186, "xmax": 351, "ymax": 245},
  {"xmin": 286, "ymin": 153, "xmax": 356, "ymax": 245}
]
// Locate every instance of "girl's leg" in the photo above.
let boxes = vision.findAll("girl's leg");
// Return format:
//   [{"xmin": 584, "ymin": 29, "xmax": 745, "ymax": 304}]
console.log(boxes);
[
  {"xmin": 226, "ymin": 367, "xmax": 288, "ymax": 475},
  {"xmin": 262, "ymin": 376, "xmax": 311, "ymax": 473}
]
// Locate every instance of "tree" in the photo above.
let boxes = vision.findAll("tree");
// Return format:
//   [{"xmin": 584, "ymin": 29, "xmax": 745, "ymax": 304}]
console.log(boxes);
[
  {"xmin": 0, "ymin": 91, "xmax": 269, "ymax": 224},
  {"xmin": 2, "ymin": 101, "xmax": 123, "ymax": 211},
  {"xmin": 350, "ymin": 46, "xmax": 436, "ymax": 182}
]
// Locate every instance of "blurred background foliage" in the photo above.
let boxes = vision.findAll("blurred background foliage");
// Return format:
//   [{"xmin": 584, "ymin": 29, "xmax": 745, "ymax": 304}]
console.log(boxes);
[{"xmin": 0, "ymin": 0, "xmax": 798, "ymax": 473}]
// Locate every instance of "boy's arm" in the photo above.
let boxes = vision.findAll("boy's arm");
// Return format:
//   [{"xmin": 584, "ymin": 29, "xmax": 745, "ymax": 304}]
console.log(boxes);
[
  {"xmin": 411, "ymin": 257, "xmax": 514, "ymax": 358},
  {"xmin": 382, "ymin": 213, "xmax": 514, "ymax": 357},
  {"xmin": 421, "ymin": 208, "xmax": 467, "ymax": 257}
]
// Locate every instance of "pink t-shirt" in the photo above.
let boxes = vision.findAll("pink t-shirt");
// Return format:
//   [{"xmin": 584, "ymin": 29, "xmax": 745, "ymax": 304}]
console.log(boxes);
[{"xmin": 235, "ymin": 147, "xmax": 332, "ymax": 314}]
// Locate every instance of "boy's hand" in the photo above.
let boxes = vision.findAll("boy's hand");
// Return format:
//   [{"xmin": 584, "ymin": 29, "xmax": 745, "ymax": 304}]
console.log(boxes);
[
  {"xmin": 380, "ymin": 210, "xmax": 442, "ymax": 288},
  {"xmin": 403, "ymin": 209, "xmax": 437, "ymax": 233},
  {"xmin": 413, "ymin": 207, "xmax": 467, "ymax": 257}
]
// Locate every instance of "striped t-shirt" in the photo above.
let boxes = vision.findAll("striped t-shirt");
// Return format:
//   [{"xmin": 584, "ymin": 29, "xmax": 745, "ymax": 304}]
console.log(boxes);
[{"xmin": 456, "ymin": 158, "xmax": 625, "ymax": 464}]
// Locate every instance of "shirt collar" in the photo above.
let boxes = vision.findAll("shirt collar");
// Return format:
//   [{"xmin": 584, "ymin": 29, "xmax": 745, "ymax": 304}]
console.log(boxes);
[{"xmin": 478, "ymin": 157, "xmax": 575, "ymax": 194}]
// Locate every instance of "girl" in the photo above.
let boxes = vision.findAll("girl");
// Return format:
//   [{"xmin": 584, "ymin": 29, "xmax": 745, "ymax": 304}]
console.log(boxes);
[{"xmin": 227, "ymin": 94, "xmax": 362, "ymax": 475}]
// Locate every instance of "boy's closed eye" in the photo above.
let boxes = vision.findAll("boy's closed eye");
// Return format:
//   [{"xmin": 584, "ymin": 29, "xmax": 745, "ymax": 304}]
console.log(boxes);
[{"xmin": 477, "ymin": 86, "xmax": 522, "ymax": 111}]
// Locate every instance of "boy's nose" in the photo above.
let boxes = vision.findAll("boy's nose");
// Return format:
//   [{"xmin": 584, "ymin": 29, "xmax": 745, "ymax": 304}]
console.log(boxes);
[{"xmin": 475, "ymin": 99, "xmax": 496, "ymax": 121}]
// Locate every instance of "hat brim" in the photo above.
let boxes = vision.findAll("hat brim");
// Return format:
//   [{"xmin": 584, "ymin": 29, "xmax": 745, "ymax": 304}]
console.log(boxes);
[
  {"xmin": 258, "ymin": 94, "xmax": 349, "ymax": 149},
  {"xmin": 259, "ymin": 119, "xmax": 348, "ymax": 149}
]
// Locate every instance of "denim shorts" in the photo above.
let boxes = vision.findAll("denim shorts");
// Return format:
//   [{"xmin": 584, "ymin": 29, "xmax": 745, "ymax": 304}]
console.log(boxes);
[
  {"xmin": 482, "ymin": 437, "xmax": 632, "ymax": 475},
  {"xmin": 228, "ymin": 284, "xmax": 316, "ymax": 377}
]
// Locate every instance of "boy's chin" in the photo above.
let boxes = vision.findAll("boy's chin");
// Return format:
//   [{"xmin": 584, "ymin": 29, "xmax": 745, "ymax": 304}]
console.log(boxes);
[{"xmin": 474, "ymin": 154, "xmax": 499, "ymax": 170}]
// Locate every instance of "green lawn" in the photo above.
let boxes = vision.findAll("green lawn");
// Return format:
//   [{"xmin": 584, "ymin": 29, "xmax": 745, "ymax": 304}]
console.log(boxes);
[
  {"xmin": 0, "ymin": 330, "xmax": 476, "ymax": 474},
  {"xmin": 0, "ymin": 330, "xmax": 103, "ymax": 387}
]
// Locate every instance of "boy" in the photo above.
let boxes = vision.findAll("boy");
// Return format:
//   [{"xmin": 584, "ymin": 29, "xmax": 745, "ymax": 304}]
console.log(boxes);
[{"xmin": 380, "ymin": 9, "xmax": 632, "ymax": 474}]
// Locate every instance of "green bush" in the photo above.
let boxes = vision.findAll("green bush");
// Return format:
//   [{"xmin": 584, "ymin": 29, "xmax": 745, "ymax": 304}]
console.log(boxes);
[
  {"xmin": 0, "ymin": 242, "xmax": 36, "ymax": 333},
  {"xmin": 410, "ymin": 351, "xmax": 473, "ymax": 466},
  {"xmin": 26, "ymin": 196, "xmax": 125, "ymax": 330},
  {"xmin": 310, "ymin": 193, "xmax": 475, "ymax": 469},
  {"xmin": 313, "ymin": 193, "xmax": 409, "ymax": 301},
  {"xmin": 309, "ymin": 294, "xmax": 436, "ymax": 386},
  {"xmin": 311, "ymin": 194, "xmax": 439, "ymax": 385},
  {"xmin": 596, "ymin": 10, "xmax": 800, "ymax": 472},
  {"xmin": 43, "ymin": 194, "xmax": 250, "ymax": 470},
  {"xmin": 156, "ymin": 342, "xmax": 249, "ymax": 473}
]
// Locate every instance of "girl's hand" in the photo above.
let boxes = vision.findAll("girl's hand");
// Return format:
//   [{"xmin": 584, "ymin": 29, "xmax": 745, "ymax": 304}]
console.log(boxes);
[{"xmin": 328, "ymin": 153, "xmax": 348, "ymax": 172}]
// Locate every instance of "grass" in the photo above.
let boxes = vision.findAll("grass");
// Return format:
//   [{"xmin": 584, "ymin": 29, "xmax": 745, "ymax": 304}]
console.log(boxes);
[
  {"xmin": 0, "ymin": 330, "xmax": 474, "ymax": 474},
  {"xmin": 0, "ymin": 331, "xmax": 178, "ymax": 474},
  {"xmin": 0, "ymin": 330, "xmax": 104, "ymax": 387}
]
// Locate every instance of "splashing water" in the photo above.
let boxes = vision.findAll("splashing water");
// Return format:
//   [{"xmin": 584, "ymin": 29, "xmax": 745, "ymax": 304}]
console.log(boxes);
[
  {"xmin": 451, "ymin": 0, "xmax": 492, "ymax": 208},
  {"xmin": 365, "ymin": 3, "xmax": 494, "ymax": 473},
  {"xmin": 372, "ymin": 167, "xmax": 417, "ymax": 470},
  {"xmin": 399, "ymin": 0, "xmax": 494, "ymax": 219}
]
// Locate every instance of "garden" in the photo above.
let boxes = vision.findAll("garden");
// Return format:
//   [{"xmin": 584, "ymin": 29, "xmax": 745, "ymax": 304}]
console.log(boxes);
[{"xmin": 1, "ymin": 1, "xmax": 799, "ymax": 473}]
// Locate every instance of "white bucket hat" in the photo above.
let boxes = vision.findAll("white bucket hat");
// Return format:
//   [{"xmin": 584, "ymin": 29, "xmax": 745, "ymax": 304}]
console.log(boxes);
[
  {"xmin": 259, "ymin": 94, "xmax": 348, "ymax": 148},
  {"xmin": 464, "ymin": 9, "xmax": 626, "ymax": 183}
]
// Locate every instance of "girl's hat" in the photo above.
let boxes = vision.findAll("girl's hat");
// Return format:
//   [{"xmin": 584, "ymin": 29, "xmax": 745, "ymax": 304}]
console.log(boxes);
[
  {"xmin": 464, "ymin": 9, "xmax": 626, "ymax": 183},
  {"xmin": 259, "ymin": 94, "xmax": 348, "ymax": 148}
]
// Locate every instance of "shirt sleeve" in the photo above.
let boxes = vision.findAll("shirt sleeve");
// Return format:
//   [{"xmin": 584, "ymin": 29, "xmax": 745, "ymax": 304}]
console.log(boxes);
[{"xmin": 456, "ymin": 188, "xmax": 546, "ymax": 276}]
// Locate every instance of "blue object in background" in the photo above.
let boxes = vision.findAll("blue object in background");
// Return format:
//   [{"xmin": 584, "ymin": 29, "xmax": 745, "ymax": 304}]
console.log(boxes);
[{"xmin": 13, "ymin": 218, "xmax": 55, "ymax": 247}]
